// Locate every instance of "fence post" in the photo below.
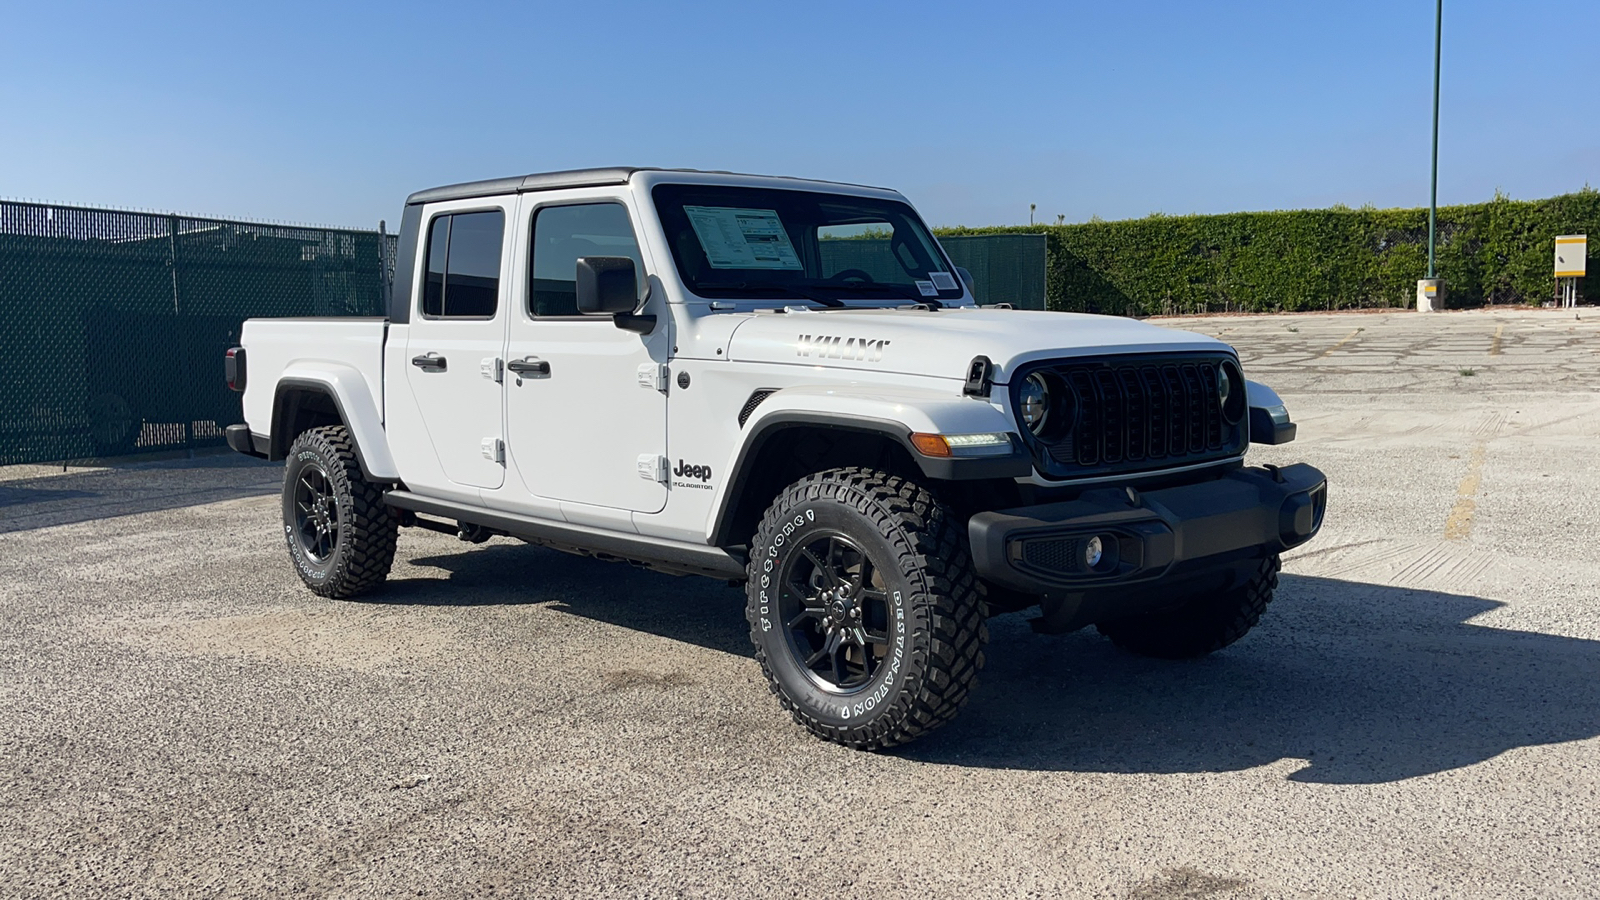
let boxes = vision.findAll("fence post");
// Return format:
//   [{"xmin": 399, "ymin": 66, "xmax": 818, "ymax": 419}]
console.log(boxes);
[
  {"xmin": 169, "ymin": 214, "xmax": 180, "ymax": 315},
  {"xmin": 378, "ymin": 219, "xmax": 390, "ymax": 313},
  {"xmin": 169, "ymin": 214, "xmax": 193, "ymax": 455}
]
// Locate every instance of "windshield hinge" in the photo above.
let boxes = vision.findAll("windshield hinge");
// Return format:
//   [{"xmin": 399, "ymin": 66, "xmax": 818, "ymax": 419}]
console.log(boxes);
[{"xmin": 963, "ymin": 356, "xmax": 993, "ymax": 398}]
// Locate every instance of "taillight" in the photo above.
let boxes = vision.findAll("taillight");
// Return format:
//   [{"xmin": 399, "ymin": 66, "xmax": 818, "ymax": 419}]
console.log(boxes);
[{"xmin": 225, "ymin": 347, "xmax": 246, "ymax": 392}]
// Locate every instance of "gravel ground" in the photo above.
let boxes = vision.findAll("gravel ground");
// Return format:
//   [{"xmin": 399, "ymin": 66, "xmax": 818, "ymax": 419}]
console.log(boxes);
[{"xmin": 2, "ymin": 307, "xmax": 1597, "ymax": 898}]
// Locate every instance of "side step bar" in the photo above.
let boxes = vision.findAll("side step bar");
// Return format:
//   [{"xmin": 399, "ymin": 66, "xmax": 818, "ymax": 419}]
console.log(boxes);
[{"xmin": 383, "ymin": 490, "xmax": 748, "ymax": 581}]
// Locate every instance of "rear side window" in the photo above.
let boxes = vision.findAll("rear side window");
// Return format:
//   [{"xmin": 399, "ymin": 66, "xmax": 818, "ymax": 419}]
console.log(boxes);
[
  {"xmin": 530, "ymin": 203, "xmax": 645, "ymax": 317},
  {"xmin": 420, "ymin": 210, "xmax": 505, "ymax": 318}
]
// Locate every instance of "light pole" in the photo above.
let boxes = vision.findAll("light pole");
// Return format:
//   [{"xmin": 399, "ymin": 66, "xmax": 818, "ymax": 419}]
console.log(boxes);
[
  {"xmin": 1417, "ymin": 0, "xmax": 1445, "ymax": 311},
  {"xmin": 1427, "ymin": 0, "xmax": 1442, "ymax": 279}
]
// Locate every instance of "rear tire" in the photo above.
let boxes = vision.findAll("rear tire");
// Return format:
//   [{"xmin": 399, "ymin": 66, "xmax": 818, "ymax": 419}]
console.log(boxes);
[
  {"xmin": 281, "ymin": 425, "xmax": 397, "ymax": 599},
  {"xmin": 1096, "ymin": 555, "xmax": 1280, "ymax": 659},
  {"xmin": 746, "ymin": 467, "xmax": 987, "ymax": 750}
]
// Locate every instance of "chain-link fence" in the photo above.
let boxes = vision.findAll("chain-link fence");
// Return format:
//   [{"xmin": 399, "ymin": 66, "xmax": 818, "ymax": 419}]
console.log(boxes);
[
  {"xmin": 0, "ymin": 200, "xmax": 396, "ymax": 465},
  {"xmin": 819, "ymin": 233, "xmax": 1048, "ymax": 308},
  {"xmin": 937, "ymin": 234, "xmax": 1048, "ymax": 309}
]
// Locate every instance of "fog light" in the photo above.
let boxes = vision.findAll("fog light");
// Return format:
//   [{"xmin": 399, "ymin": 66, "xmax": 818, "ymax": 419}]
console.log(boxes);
[{"xmin": 1084, "ymin": 535, "xmax": 1103, "ymax": 568}]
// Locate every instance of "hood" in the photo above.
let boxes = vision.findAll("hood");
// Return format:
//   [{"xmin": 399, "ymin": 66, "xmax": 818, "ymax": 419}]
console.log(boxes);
[{"xmin": 724, "ymin": 307, "xmax": 1230, "ymax": 383}]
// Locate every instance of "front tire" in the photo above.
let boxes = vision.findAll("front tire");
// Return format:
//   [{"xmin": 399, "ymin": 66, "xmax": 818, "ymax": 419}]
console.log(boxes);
[
  {"xmin": 1095, "ymin": 554, "xmax": 1280, "ymax": 659},
  {"xmin": 281, "ymin": 425, "xmax": 397, "ymax": 599},
  {"xmin": 746, "ymin": 467, "xmax": 987, "ymax": 750}
]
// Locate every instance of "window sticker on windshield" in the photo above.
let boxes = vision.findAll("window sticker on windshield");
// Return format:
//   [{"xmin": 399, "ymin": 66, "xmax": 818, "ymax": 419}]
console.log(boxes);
[
  {"xmin": 684, "ymin": 206, "xmax": 803, "ymax": 270},
  {"xmin": 929, "ymin": 271, "xmax": 958, "ymax": 291},
  {"xmin": 916, "ymin": 280, "xmax": 938, "ymax": 297}
]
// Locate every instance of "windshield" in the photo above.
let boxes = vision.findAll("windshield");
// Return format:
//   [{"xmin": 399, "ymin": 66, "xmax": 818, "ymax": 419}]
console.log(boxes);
[{"xmin": 651, "ymin": 184, "xmax": 965, "ymax": 306}]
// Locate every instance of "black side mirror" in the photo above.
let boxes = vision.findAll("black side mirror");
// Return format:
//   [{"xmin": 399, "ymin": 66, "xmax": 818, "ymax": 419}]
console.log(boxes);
[{"xmin": 575, "ymin": 257, "xmax": 639, "ymax": 315}]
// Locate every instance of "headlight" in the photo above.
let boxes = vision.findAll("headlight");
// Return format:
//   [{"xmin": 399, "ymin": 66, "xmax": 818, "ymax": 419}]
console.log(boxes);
[
  {"xmin": 1219, "ymin": 359, "xmax": 1246, "ymax": 424},
  {"xmin": 1019, "ymin": 372, "xmax": 1051, "ymax": 434}
]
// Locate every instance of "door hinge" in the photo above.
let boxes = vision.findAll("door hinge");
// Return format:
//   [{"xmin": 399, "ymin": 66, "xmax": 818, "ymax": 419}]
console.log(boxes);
[
  {"xmin": 637, "ymin": 362, "xmax": 669, "ymax": 393},
  {"xmin": 481, "ymin": 356, "xmax": 503, "ymax": 383},
  {"xmin": 637, "ymin": 453, "xmax": 668, "ymax": 484},
  {"xmin": 481, "ymin": 437, "xmax": 505, "ymax": 464}
]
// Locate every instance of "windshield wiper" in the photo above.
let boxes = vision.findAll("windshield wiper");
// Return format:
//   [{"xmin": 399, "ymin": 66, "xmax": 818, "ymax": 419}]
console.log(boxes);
[
  {"xmin": 812, "ymin": 282, "xmax": 938, "ymax": 308},
  {"xmin": 695, "ymin": 281, "xmax": 845, "ymax": 308}
]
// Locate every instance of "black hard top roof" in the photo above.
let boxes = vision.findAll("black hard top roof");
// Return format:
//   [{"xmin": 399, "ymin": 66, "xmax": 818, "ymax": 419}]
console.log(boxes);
[{"xmin": 404, "ymin": 167, "xmax": 884, "ymax": 206}]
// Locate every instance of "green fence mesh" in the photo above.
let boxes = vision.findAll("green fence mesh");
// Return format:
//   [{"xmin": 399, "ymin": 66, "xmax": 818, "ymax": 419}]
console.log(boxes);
[
  {"xmin": 936, "ymin": 234, "xmax": 1048, "ymax": 309},
  {"xmin": 817, "ymin": 233, "xmax": 1048, "ymax": 308},
  {"xmin": 0, "ymin": 201, "xmax": 395, "ymax": 465}
]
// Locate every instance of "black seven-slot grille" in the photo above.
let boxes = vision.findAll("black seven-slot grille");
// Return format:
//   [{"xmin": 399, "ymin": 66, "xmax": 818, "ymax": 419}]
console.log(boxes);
[{"xmin": 1015, "ymin": 353, "xmax": 1246, "ymax": 479}]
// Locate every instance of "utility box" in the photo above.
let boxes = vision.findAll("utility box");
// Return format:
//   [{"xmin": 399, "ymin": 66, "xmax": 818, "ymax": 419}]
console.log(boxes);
[
  {"xmin": 1416, "ymin": 278, "xmax": 1445, "ymax": 312},
  {"xmin": 1555, "ymin": 235, "xmax": 1587, "ymax": 277},
  {"xmin": 1556, "ymin": 235, "xmax": 1586, "ymax": 308}
]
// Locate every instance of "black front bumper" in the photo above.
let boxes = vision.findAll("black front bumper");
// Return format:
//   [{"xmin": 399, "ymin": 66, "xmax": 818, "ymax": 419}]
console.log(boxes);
[{"xmin": 969, "ymin": 463, "xmax": 1326, "ymax": 596}]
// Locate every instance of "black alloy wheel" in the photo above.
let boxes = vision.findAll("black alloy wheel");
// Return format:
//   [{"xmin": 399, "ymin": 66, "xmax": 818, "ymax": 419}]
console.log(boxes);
[
  {"xmin": 292, "ymin": 463, "xmax": 340, "ymax": 563},
  {"xmin": 777, "ymin": 532, "xmax": 894, "ymax": 693}
]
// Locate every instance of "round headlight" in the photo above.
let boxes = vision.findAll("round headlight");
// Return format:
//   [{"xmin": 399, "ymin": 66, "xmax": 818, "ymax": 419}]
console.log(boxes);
[
  {"xmin": 1219, "ymin": 360, "xmax": 1246, "ymax": 424},
  {"xmin": 1019, "ymin": 372, "xmax": 1051, "ymax": 434}
]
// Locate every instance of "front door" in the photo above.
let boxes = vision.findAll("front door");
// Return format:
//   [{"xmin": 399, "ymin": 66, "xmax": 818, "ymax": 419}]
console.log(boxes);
[
  {"xmin": 402, "ymin": 205, "xmax": 509, "ymax": 490},
  {"xmin": 503, "ymin": 196, "xmax": 668, "ymax": 513}
]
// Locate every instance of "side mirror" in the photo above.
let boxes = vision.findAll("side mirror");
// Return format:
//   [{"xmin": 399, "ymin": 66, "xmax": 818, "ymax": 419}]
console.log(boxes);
[
  {"xmin": 575, "ymin": 257, "xmax": 639, "ymax": 315},
  {"xmin": 955, "ymin": 266, "xmax": 977, "ymax": 298}
]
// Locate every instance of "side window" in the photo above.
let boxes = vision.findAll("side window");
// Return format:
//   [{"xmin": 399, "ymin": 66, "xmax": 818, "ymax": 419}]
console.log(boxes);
[
  {"xmin": 530, "ymin": 203, "xmax": 644, "ymax": 317},
  {"xmin": 420, "ymin": 209, "xmax": 504, "ymax": 318}
]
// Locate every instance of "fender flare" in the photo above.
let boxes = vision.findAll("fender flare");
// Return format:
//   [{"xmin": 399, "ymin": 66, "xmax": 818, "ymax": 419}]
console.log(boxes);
[
  {"xmin": 707, "ymin": 385, "xmax": 1031, "ymax": 546},
  {"xmin": 271, "ymin": 365, "xmax": 400, "ymax": 481},
  {"xmin": 1246, "ymin": 379, "xmax": 1296, "ymax": 445}
]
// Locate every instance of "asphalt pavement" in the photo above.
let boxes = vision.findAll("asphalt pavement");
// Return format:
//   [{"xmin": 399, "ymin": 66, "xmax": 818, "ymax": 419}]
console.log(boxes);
[{"xmin": 1, "ymin": 307, "xmax": 1596, "ymax": 898}]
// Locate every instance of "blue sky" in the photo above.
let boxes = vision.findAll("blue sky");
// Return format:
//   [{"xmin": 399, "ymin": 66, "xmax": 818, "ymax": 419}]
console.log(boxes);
[{"xmin": 2, "ymin": 1, "xmax": 1594, "ymax": 229}]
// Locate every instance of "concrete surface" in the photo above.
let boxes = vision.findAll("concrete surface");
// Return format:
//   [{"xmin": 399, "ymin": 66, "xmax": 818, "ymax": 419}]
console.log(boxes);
[{"xmin": 1, "ymin": 307, "xmax": 1597, "ymax": 898}]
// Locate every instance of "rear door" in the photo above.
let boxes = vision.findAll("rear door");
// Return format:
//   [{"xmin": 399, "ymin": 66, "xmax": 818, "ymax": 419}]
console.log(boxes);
[{"xmin": 401, "ymin": 204, "xmax": 510, "ymax": 490}]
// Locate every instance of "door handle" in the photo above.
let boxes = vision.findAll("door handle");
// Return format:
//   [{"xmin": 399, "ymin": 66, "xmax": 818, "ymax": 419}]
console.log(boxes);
[
  {"xmin": 411, "ymin": 353, "xmax": 447, "ymax": 371},
  {"xmin": 507, "ymin": 357, "xmax": 550, "ymax": 377}
]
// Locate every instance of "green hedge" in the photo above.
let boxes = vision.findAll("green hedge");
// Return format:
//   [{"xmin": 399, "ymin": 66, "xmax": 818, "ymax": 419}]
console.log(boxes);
[{"xmin": 938, "ymin": 189, "xmax": 1599, "ymax": 315}]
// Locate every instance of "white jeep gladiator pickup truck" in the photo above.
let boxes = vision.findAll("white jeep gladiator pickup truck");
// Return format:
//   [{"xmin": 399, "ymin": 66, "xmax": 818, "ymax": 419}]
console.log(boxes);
[{"xmin": 225, "ymin": 167, "xmax": 1326, "ymax": 749}]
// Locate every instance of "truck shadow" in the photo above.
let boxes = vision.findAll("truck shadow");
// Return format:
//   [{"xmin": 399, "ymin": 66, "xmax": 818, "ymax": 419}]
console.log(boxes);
[
  {"xmin": 379, "ymin": 541, "xmax": 750, "ymax": 652},
  {"xmin": 373, "ymin": 542, "xmax": 1600, "ymax": 785},
  {"xmin": 907, "ymin": 573, "xmax": 1600, "ymax": 784}
]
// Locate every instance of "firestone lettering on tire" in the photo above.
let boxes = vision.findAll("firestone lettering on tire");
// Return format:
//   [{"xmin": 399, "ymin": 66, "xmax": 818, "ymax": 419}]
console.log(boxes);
[{"xmin": 757, "ymin": 509, "xmax": 815, "ymax": 633}]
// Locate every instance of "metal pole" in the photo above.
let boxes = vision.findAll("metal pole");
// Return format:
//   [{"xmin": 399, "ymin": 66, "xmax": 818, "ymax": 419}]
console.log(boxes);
[
  {"xmin": 378, "ymin": 219, "xmax": 390, "ymax": 313},
  {"xmin": 1428, "ymin": 0, "xmax": 1442, "ymax": 279}
]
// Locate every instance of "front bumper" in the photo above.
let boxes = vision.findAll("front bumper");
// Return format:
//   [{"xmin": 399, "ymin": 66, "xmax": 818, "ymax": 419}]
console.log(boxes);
[{"xmin": 969, "ymin": 463, "xmax": 1326, "ymax": 596}]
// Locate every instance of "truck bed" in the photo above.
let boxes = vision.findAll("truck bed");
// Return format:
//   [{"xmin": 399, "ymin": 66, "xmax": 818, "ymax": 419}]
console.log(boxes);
[{"xmin": 239, "ymin": 318, "xmax": 388, "ymax": 439}]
